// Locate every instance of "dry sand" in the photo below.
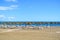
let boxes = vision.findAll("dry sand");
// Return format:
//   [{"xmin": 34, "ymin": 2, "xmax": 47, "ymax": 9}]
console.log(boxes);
[{"xmin": 0, "ymin": 27, "xmax": 60, "ymax": 40}]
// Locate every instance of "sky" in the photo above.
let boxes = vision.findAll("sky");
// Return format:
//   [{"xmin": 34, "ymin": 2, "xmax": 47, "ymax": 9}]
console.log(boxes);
[{"xmin": 0, "ymin": 0, "xmax": 60, "ymax": 22}]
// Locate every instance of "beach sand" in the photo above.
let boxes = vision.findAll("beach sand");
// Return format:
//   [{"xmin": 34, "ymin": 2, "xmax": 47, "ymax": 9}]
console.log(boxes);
[{"xmin": 0, "ymin": 27, "xmax": 60, "ymax": 40}]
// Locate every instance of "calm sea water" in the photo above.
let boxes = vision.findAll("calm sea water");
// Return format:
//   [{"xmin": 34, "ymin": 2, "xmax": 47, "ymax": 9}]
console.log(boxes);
[
  {"xmin": 9, "ymin": 24, "xmax": 60, "ymax": 26},
  {"xmin": 0, "ymin": 24, "xmax": 60, "ymax": 27}
]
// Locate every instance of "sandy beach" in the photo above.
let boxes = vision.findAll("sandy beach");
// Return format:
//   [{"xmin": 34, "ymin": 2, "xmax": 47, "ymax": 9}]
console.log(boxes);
[{"xmin": 0, "ymin": 27, "xmax": 60, "ymax": 40}]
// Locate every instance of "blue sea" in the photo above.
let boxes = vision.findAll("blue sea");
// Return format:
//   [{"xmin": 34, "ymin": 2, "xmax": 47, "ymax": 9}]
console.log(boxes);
[{"xmin": 0, "ymin": 22, "xmax": 60, "ymax": 27}]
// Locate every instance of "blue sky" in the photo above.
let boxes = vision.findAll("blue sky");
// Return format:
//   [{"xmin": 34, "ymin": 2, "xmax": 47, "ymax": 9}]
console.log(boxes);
[{"xmin": 0, "ymin": 0, "xmax": 60, "ymax": 21}]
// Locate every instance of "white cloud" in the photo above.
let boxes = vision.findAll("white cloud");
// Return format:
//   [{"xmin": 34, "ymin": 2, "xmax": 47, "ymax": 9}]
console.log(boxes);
[
  {"xmin": 0, "ymin": 5, "xmax": 18, "ymax": 10},
  {"xmin": 0, "ymin": 15, "xmax": 6, "ymax": 21},
  {"xmin": 0, "ymin": 0, "xmax": 18, "ymax": 10},
  {"xmin": 8, "ymin": 16, "xmax": 15, "ymax": 21},
  {"xmin": 0, "ymin": 15, "xmax": 16, "ymax": 21},
  {"xmin": 10, "ymin": 5, "xmax": 18, "ymax": 8},
  {"xmin": 0, "ymin": 6, "xmax": 12, "ymax": 10},
  {"xmin": 8, "ymin": 16, "xmax": 15, "ymax": 19},
  {"xmin": 5, "ymin": 0, "xmax": 17, "ymax": 2},
  {"xmin": 0, "ymin": 15, "xmax": 5, "ymax": 18}
]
